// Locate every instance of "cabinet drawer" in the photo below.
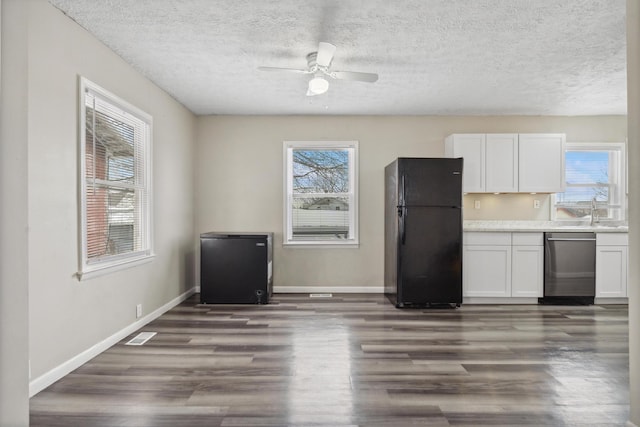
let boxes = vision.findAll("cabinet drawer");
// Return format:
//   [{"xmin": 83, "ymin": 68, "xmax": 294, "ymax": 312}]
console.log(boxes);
[
  {"xmin": 464, "ymin": 232, "xmax": 511, "ymax": 246},
  {"xmin": 512, "ymin": 232, "xmax": 543, "ymax": 246},
  {"xmin": 596, "ymin": 233, "xmax": 628, "ymax": 246}
]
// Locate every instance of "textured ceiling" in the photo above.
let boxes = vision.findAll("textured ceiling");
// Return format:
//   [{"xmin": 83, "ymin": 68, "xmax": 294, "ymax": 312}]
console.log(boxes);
[{"xmin": 48, "ymin": 0, "xmax": 627, "ymax": 116}]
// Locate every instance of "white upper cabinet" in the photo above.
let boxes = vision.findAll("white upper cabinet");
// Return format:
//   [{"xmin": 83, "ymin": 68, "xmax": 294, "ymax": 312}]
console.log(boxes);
[
  {"xmin": 445, "ymin": 133, "xmax": 565, "ymax": 193},
  {"xmin": 444, "ymin": 134, "xmax": 485, "ymax": 192},
  {"xmin": 518, "ymin": 133, "xmax": 566, "ymax": 193},
  {"xmin": 486, "ymin": 134, "xmax": 519, "ymax": 192}
]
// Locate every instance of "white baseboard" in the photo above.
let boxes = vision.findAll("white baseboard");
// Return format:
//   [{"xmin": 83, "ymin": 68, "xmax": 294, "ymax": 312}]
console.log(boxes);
[
  {"xmin": 29, "ymin": 287, "xmax": 196, "ymax": 397},
  {"xmin": 595, "ymin": 297, "xmax": 628, "ymax": 305},
  {"xmin": 463, "ymin": 297, "xmax": 539, "ymax": 304},
  {"xmin": 627, "ymin": 421, "xmax": 638, "ymax": 427},
  {"xmin": 273, "ymin": 286, "xmax": 384, "ymax": 294}
]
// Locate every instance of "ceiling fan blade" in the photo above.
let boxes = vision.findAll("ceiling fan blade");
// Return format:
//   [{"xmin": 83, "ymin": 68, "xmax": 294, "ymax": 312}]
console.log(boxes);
[
  {"xmin": 257, "ymin": 66, "xmax": 310, "ymax": 74},
  {"xmin": 316, "ymin": 42, "xmax": 336, "ymax": 67},
  {"xmin": 331, "ymin": 70, "xmax": 379, "ymax": 83}
]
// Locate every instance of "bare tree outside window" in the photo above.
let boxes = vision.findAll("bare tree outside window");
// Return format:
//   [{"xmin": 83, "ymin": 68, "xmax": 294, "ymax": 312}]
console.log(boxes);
[
  {"xmin": 285, "ymin": 142, "xmax": 358, "ymax": 245},
  {"xmin": 292, "ymin": 149, "xmax": 350, "ymax": 239}
]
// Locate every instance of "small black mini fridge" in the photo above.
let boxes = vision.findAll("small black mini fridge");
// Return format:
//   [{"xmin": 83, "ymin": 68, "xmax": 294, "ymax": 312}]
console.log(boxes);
[{"xmin": 200, "ymin": 232, "xmax": 273, "ymax": 304}]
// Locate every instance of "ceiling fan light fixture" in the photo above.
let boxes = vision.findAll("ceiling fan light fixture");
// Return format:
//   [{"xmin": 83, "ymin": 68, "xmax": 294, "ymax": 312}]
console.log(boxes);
[
  {"xmin": 259, "ymin": 42, "xmax": 378, "ymax": 96},
  {"xmin": 308, "ymin": 75, "xmax": 329, "ymax": 95}
]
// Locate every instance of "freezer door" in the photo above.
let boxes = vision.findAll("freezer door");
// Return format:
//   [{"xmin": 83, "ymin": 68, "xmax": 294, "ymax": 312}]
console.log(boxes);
[
  {"xmin": 398, "ymin": 206, "xmax": 462, "ymax": 305},
  {"xmin": 200, "ymin": 236, "xmax": 269, "ymax": 304},
  {"xmin": 399, "ymin": 158, "xmax": 463, "ymax": 207}
]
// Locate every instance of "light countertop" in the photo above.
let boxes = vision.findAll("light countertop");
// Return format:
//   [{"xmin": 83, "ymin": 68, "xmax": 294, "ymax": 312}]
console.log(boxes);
[{"xmin": 464, "ymin": 220, "xmax": 628, "ymax": 233}]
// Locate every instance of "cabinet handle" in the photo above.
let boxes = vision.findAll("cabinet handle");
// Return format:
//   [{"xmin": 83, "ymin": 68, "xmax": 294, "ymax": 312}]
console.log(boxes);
[{"xmin": 547, "ymin": 238, "xmax": 596, "ymax": 241}]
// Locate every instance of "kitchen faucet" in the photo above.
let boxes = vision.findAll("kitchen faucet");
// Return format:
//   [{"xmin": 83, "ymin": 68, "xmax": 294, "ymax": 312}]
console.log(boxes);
[{"xmin": 590, "ymin": 197, "xmax": 599, "ymax": 225}]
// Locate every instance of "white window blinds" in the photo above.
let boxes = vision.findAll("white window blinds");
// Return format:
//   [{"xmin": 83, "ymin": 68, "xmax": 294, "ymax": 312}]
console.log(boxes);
[
  {"xmin": 79, "ymin": 78, "xmax": 153, "ymax": 278},
  {"xmin": 284, "ymin": 141, "xmax": 359, "ymax": 246},
  {"xmin": 554, "ymin": 143, "xmax": 625, "ymax": 222}
]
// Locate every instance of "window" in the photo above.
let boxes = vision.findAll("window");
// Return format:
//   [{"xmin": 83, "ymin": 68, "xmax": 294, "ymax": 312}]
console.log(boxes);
[
  {"xmin": 284, "ymin": 141, "xmax": 358, "ymax": 246},
  {"xmin": 78, "ymin": 78, "xmax": 153, "ymax": 279},
  {"xmin": 553, "ymin": 142, "xmax": 626, "ymax": 222}
]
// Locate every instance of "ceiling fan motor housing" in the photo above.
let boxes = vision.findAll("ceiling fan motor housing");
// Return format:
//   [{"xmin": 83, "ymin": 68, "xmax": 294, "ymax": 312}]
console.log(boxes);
[
  {"xmin": 258, "ymin": 42, "xmax": 378, "ymax": 95},
  {"xmin": 306, "ymin": 52, "xmax": 327, "ymax": 72}
]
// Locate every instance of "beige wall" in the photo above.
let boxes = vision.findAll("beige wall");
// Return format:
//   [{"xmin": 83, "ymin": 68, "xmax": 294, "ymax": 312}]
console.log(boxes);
[
  {"xmin": 195, "ymin": 115, "xmax": 626, "ymax": 290},
  {"xmin": 463, "ymin": 193, "xmax": 552, "ymax": 221},
  {"xmin": 627, "ymin": 0, "xmax": 639, "ymax": 424},
  {"xmin": 27, "ymin": 0, "xmax": 197, "ymax": 382},
  {"xmin": 0, "ymin": 0, "xmax": 30, "ymax": 424}
]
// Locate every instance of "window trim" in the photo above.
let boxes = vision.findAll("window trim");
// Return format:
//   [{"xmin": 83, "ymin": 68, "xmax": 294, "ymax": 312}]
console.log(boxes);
[
  {"xmin": 283, "ymin": 140, "xmax": 359, "ymax": 247},
  {"xmin": 551, "ymin": 142, "xmax": 626, "ymax": 222},
  {"xmin": 77, "ymin": 77, "xmax": 154, "ymax": 280}
]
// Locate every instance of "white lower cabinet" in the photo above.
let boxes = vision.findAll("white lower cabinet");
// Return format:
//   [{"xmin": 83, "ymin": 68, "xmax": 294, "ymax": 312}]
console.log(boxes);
[
  {"xmin": 463, "ymin": 232, "xmax": 543, "ymax": 299},
  {"xmin": 464, "ymin": 244, "xmax": 512, "ymax": 297},
  {"xmin": 464, "ymin": 231, "xmax": 628, "ymax": 302},
  {"xmin": 511, "ymin": 245, "xmax": 544, "ymax": 297},
  {"xmin": 596, "ymin": 233, "xmax": 628, "ymax": 298}
]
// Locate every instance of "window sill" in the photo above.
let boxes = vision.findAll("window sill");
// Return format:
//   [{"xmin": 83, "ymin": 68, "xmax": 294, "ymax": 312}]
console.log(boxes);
[
  {"xmin": 77, "ymin": 253, "xmax": 155, "ymax": 281},
  {"xmin": 283, "ymin": 241, "xmax": 359, "ymax": 249}
]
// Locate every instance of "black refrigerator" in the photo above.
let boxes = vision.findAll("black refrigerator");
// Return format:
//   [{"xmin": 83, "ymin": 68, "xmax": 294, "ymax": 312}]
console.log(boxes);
[
  {"xmin": 384, "ymin": 158, "xmax": 463, "ymax": 308},
  {"xmin": 200, "ymin": 232, "xmax": 273, "ymax": 304}
]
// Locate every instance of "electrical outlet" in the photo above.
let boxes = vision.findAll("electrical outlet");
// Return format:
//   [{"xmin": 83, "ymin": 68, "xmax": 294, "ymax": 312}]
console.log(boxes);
[
  {"xmin": 136, "ymin": 304, "xmax": 142, "ymax": 318},
  {"xmin": 533, "ymin": 199, "xmax": 540, "ymax": 209},
  {"xmin": 474, "ymin": 200, "xmax": 481, "ymax": 209}
]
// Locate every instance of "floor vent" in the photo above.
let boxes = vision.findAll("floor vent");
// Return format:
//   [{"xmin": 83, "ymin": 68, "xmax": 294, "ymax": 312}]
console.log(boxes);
[
  {"xmin": 310, "ymin": 293, "xmax": 333, "ymax": 298},
  {"xmin": 125, "ymin": 332, "xmax": 157, "ymax": 346}
]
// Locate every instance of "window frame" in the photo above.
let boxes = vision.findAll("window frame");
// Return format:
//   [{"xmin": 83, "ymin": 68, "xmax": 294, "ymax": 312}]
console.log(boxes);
[
  {"xmin": 77, "ymin": 77, "xmax": 154, "ymax": 280},
  {"xmin": 552, "ymin": 142, "xmax": 626, "ymax": 222},
  {"xmin": 283, "ymin": 140, "xmax": 359, "ymax": 247}
]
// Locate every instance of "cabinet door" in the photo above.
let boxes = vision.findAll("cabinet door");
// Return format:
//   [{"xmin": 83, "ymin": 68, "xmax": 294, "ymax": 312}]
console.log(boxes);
[
  {"xmin": 518, "ymin": 134, "xmax": 565, "ymax": 193},
  {"xmin": 463, "ymin": 245, "xmax": 511, "ymax": 297},
  {"xmin": 511, "ymin": 245, "xmax": 543, "ymax": 297},
  {"xmin": 486, "ymin": 134, "xmax": 518, "ymax": 192},
  {"xmin": 445, "ymin": 134, "xmax": 485, "ymax": 192},
  {"xmin": 596, "ymin": 245, "xmax": 627, "ymax": 298}
]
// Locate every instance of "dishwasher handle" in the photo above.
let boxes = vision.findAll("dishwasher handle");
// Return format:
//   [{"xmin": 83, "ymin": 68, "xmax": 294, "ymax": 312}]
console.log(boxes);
[{"xmin": 547, "ymin": 237, "xmax": 596, "ymax": 241}]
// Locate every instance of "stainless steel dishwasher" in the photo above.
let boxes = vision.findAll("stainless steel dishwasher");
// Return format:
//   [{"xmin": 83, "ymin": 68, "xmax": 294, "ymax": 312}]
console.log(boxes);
[{"xmin": 540, "ymin": 232, "xmax": 596, "ymax": 305}]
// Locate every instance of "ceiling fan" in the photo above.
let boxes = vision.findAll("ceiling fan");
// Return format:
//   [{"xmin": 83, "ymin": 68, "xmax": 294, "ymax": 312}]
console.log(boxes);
[{"xmin": 258, "ymin": 42, "xmax": 379, "ymax": 96}]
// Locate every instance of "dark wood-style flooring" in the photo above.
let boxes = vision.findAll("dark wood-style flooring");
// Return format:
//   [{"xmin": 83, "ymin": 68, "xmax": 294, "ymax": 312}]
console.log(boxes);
[{"xmin": 30, "ymin": 294, "xmax": 629, "ymax": 426}]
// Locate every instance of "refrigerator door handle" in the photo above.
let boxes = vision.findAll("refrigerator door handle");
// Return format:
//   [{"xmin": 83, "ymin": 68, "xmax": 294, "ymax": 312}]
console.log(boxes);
[
  {"xmin": 400, "ymin": 175, "xmax": 405, "ymax": 207},
  {"xmin": 399, "ymin": 206, "xmax": 406, "ymax": 245}
]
